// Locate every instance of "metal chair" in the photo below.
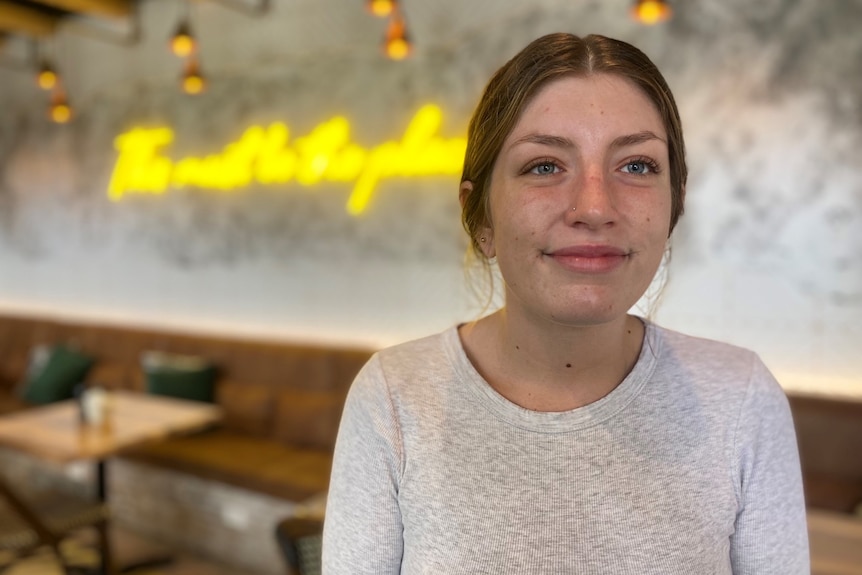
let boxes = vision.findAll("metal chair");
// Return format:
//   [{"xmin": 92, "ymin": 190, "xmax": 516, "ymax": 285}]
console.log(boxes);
[
  {"xmin": 275, "ymin": 515, "xmax": 324, "ymax": 575},
  {"xmin": 0, "ymin": 475, "xmax": 109, "ymax": 574}
]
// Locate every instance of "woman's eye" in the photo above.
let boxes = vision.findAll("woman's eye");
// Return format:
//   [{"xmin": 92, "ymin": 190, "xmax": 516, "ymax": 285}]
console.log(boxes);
[
  {"xmin": 529, "ymin": 162, "xmax": 560, "ymax": 175},
  {"xmin": 621, "ymin": 160, "xmax": 656, "ymax": 175}
]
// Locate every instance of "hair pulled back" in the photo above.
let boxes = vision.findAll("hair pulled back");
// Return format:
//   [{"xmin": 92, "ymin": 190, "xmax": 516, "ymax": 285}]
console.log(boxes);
[{"xmin": 461, "ymin": 33, "xmax": 687, "ymax": 261}]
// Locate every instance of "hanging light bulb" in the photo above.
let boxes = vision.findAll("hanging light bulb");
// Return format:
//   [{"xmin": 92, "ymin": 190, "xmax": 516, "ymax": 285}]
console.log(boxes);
[
  {"xmin": 37, "ymin": 59, "xmax": 58, "ymax": 91},
  {"xmin": 49, "ymin": 88, "xmax": 72, "ymax": 124},
  {"xmin": 367, "ymin": 0, "xmax": 395, "ymax": 18},
  {"xmin": 383, "ymin": 11, "xmax": 412, "ymax": 60},
  {"xmin": 631, "ymin": 0, "xmax": 672, "ymax": 25},
  {"xmin": 170, "ymin": 19, "xmax": 196, "ymax": 57},
  {"xmin": 182, "ymin": 57, "xmax": 206, "ymax": 95}
]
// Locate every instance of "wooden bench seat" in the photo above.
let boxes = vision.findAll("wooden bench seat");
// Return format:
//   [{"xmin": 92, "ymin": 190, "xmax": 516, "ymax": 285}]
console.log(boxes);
[{"xmin": 122, "ymin": 430, "xmax": 334, "ymax": 502}]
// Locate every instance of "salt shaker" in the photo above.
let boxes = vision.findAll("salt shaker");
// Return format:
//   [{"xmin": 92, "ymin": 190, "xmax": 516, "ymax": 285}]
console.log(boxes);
[{"xmin": 82, "ymin": 387, "xmax": 109, "ymax": 426}]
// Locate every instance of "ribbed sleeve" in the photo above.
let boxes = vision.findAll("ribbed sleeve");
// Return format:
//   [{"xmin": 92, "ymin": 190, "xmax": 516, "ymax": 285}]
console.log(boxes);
[
  {"xmin": 323, "ymin": 355, "xmax": 405, "ymax": 574},
  {"xmin": 729, "ymin": 357, "xmax": 810, "ymax": 574}
]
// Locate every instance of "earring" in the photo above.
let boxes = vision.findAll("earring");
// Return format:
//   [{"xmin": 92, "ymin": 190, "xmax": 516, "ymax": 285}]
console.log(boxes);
[
  {"xmin": 572, "ymin": 207, "xmax": 577, "ymax": 211},
  {"xmin": 480, "ymin": 237, "xmax": 486, "ymax": 243}
]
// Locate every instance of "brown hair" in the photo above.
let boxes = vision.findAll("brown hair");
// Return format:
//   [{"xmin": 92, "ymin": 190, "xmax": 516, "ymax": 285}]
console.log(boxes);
[{"xmin": 461, "ymin": 33, "xmax": 687, "ymax": 261}]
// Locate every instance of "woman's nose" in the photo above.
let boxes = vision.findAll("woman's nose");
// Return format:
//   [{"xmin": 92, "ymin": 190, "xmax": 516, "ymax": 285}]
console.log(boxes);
[{"xmin": 564, "ymin": 166, "xmax": 617, "ymax": 228}]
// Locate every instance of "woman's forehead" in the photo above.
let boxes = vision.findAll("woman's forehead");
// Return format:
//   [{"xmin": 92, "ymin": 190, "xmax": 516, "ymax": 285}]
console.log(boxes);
[{"xmin": 507, "ymin": 73, "xmax": 666, "ymax": 142}]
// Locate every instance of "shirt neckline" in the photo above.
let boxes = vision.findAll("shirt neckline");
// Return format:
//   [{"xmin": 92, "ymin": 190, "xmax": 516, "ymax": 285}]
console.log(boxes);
[{"xmin": 442, "ymin": 318, "xmax": 662, "ymax": 433}]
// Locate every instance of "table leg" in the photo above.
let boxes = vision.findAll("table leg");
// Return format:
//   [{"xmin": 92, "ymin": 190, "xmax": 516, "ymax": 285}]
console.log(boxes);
[
  {"xmin": 96, "ymin": 461, "xmax": 107, "ymax": 502},
  {"xmin": 95, "ymin": 460, "xmax": 115, "ymax": 575}
]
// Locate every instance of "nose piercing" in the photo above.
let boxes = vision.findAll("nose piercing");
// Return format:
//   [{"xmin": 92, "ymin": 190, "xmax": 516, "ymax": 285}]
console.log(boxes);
[{"xmin": 572, "ymin": 207, "xmax": 577, "ymax": 211}]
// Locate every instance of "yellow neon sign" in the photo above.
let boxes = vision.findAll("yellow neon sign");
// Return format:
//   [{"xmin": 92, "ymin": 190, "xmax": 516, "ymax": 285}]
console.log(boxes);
[{"xmin": 107, "ymin": 105, "xmax": 467, "ymax": 215}]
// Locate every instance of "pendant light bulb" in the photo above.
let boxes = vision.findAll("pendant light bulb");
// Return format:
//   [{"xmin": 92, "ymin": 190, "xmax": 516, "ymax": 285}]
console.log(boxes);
[
  {"xmin": 170, "ymin": 20, "xmax": 196, "ymax": 57},
  {"xmin": 37, "ymin": 60, "xmax": 58, "ymax": 91},
  {"xmin": 631, "ymin": 0, "xmax": 672, "ymax": 25},
  {"xmin": 49, "ymin": 89, "xmax": 72, "ymax": 124},
  {"xmin": 383, "ymin": 12, "xmax": 412, "ymax": 60},
  {"xmin": 182, "ymin": 58, "xmax": 206, "ymax": 95},
  {"xmin": 367, "ymin": 0, "xmax": 395, "ymax": 18}
]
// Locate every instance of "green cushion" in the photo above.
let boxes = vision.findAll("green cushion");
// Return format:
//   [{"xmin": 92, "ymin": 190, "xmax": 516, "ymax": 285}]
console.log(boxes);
[
  {"xmin": 143, "ymin": 353, "xmax": 216, "ymax": 403},
  {"xmin": 21, "ymin": 346, "xmax": 94, "ymax": 405}
]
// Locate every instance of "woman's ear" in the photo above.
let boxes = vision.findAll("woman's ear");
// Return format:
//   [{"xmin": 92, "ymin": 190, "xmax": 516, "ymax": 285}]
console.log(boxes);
[
  {"xmin": 460, "ymin": 180, "xmax": 496, "ymax": 258},
  {"xmin": 480, "ymin": 229, "xmax": 496, "ymax": 259},
  {"xmin": 668, "ymin": 184, "xmax": 685, "ymax": 237},
  {"xmin": 458, "ymin": 180, "xmax": 473, "ymax": 210}
]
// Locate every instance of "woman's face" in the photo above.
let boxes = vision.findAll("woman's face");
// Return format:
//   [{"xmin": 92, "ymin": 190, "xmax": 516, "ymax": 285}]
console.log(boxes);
[{"xmin": 479, "ymin": 74, "xmax": 672, "ymax": 327}]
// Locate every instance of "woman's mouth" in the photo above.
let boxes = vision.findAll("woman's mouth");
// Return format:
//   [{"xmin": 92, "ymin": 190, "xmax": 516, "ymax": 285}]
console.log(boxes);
[{"xmin": 545, "ymin": 245, "xmax": 630, "ymax": 273}]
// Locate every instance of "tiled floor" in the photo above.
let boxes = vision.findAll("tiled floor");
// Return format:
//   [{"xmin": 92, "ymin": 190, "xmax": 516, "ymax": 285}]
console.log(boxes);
[{"xmin": 1, "ymin": 524, "xmax": 262, "ymax": 575}]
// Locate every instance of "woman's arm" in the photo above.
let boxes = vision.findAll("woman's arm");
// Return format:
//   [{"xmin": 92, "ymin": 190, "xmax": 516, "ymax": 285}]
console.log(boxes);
[
  {"xmin": 730, "ymin": 357, "xmax": 810, "ymax": 574},
  {"xmin": 322, "ymin": 355, "xmax": 404, "ymax": 574}
]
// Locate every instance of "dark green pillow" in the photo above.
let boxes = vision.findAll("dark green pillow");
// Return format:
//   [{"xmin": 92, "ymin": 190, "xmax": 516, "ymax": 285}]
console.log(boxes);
[
  {"xmin": 143, "ymin": 353, "xmax": 216, "ymax": 403},
  {"xmin": 21, "ymin": 345, "xmax": 94, "ymax": 405}
]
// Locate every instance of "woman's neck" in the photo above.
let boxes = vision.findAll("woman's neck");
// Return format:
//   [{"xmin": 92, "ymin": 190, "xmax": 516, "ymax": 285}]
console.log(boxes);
[{"xmin": 460, "ymin": 309, "xmax": 645, "ymax": 412}]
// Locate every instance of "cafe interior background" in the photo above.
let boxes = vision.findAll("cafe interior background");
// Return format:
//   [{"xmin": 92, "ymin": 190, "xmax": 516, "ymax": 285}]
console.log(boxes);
[
  {"xmin": 0, "ymin": 0, "xmax": 860, "ymax": 571},
  {"xmin": 1, "ymin": 0, "xmax": 859, "ymax": 395}
]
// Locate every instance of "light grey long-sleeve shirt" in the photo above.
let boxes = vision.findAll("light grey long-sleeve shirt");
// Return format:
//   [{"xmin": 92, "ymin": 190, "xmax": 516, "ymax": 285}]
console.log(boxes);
[{"xmin": 323, "ymin": 321, "xmax": 809, "ymax": 574}]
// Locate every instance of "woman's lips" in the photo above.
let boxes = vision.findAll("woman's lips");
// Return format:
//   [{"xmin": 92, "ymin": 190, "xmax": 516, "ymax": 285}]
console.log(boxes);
[{"xmin": 545, "ymin": 245, "xmax": 630, "ymax": 273}]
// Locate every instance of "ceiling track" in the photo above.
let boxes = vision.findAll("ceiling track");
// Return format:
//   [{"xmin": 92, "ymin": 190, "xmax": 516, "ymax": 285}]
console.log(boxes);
[
  {"xmin": 59, "ymin": 4, "xmax": 140, "ymax": 46},
  {"xmin": 208, "ymin": 0, "xmax": 270, "ymax": 17}
]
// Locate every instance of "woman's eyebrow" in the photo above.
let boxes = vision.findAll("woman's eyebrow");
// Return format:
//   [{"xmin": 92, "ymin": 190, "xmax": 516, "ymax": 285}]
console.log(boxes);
[
  {"xmin": 507, "ymin": 133, "xmax": 574, "ymax": 151},
  {"xmin": 611, "ymin": 130, "xmax": 666, "ymax": 149},
  {"xmin": 507, "ymin": 130, "xmax": 666, "ymax": 152}
]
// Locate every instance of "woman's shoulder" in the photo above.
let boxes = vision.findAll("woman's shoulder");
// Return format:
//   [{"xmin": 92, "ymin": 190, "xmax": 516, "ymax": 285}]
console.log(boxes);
[
  {"xmin": 648, "ymin": 322, "xmax": 784, "ymax": 401},
  {"xmin": 354, "ymin": 326, "xmax": 461, "ymax": 393},
  {"xmin": 650, "ymin": 322, "xmax": 760, "ymax": 371},
  {"xmin": 376, "ymin": 326, "xmax": 456, "ymax": 363},
  {"xmin": 644, "ymin": 323, "xmax": 790, "ymax": 437}
]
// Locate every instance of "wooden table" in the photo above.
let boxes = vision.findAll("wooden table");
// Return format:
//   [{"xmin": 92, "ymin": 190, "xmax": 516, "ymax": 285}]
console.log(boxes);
[
  {"xmin": 0, "ymin": 391, "xmax": 222, "ymax": 574},
  {"xmin": 0, "ymin": 391, "xmax": 221, "ymax": 464}
]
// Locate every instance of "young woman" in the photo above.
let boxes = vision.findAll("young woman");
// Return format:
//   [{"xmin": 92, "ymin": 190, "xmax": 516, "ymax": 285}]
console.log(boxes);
[{"xmin": 322, "ymin": 33, "xmax": 809, "ymax": 574}]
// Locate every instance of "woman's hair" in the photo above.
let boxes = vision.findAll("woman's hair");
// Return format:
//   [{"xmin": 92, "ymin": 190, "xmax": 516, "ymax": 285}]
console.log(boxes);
[{"xmin": 461, "ymin": 33, "xmax": 687, "ymax": 263}]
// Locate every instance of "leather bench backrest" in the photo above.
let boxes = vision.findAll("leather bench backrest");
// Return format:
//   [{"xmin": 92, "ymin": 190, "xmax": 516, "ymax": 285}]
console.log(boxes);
[
  {"xmin": 0, "ymin": 314, "xmax": 374, "ymax": 451},
  {"xmin": 788, "ymin": 393, "xmax": 862, "ymax": 513}
]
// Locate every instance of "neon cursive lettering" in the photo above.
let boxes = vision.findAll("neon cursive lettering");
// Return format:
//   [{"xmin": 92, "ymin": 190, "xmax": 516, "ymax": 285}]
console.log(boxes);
[{"xmin": 107, "ymin": 105, "xmax": 466, "ymax": 215}]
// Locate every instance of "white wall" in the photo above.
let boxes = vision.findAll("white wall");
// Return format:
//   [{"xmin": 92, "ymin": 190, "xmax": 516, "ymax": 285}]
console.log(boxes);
[{"xmin": 0, "ymin": 0, "xmax": 860, "ymax": 396}]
